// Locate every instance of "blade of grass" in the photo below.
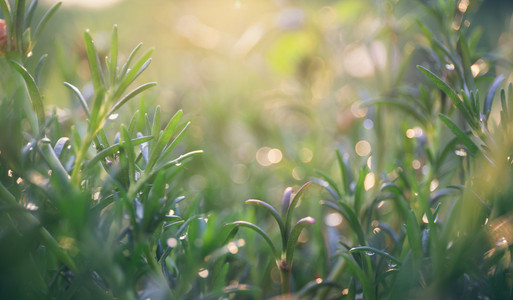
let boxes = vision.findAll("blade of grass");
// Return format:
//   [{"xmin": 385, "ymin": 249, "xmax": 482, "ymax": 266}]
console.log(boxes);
[
  {"xmin": 83, "ymin": 135, "xmax": 152, "ymax": 169},
  {"xmin": 245, "ymin": 199, "xmax": 285, "ymax": 238},
  {"xmin": 335, "ymin": 149, "xmax": 350, "ymax": 195},
  {"xmin": 321, "ymin": 200, "xmax": 366, "ymax": 245},
  {"xmin": 107, "ymin": 82, "xmax": 157, "ymax": 116},
  {"xmin": 348, "ymin": 246, "xmax": 401, "ymax": 265},
  {"xmin": 483, "ymin": 75, "xmax": 505, "ymax": 122},
  {"xmin": 14, "ymin": 0, "xmax": 26, "ymax": 51},
  {"xmin": 226, "ymin": 221, "xmax": 278, "ymax": 260},
  {"xmin": 64, "ymin": 82, "xmax": 90, "ymax": 117},
  {"xmin": 313, "ymin": 170, "xmax": 341, "ymax": 200},
  {"xmin": 109, "ymin": 24, "xmax": 118, "ymax": 86},
  {"xmin": 34, "ymin": 53, "xmax": 47, "ymax": 84},
  {"xmin": 284, "ymin": 181, "xmax": 312, "ymax": 235},
  {"xmin": 160, "ymin": 121, "xmax": 191, "ymax": 160},
  {"xmin": 338, "ymin": 253, "xmax": 375, "ymax": 300},
  {"xmin": 418, "ymin": 65, "xmax": 476, "ymax": 129},
  {"xmin": 354, "ymin": 167, "xmax": 367, "ymax": 214},
  {"xmin": 33, "ymin": 2, "xmax": 61, "ymax": 45},
  {"xmin": 83, "ymin": 29, "xmax": 104, "ymax": 94},
  {"xmin": 24, "ymin": 0, "xmax": 37, "ymax": 28},
  {"xmin": 439, "ymin": 113, "xmax": 479, "ymax": 155},
  {"xmin": 10, "ymin": 59, "xmax": 44, "ymax": 126},
  {"xmin": 285, "ymin": 217, "xmax": 315, "ymax": 265},
  {"xmin": 114, "ymin": 48, "xmax": 153, "ymax": 100}
]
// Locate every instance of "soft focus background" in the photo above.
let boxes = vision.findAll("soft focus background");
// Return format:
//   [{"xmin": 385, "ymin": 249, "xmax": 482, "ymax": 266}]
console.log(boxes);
[{"xmin": 33, "ymin": 0, "xmax": 513, "ymax": 210}]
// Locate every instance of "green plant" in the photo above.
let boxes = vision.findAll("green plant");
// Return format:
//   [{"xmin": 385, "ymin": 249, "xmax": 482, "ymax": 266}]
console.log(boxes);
[
  {"xmin": 227, "ymin": 181, "xmax": 315, "ymax": 295},
  {"xmin": 3, "ymin": 0, "xmax": 513, "ymax": 299},
  {"xmin": 0, "ymin": 1, "xmax": 203, "ymax": 298}
]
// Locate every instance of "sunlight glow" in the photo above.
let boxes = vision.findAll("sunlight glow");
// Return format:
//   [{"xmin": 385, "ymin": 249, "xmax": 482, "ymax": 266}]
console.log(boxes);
[
  {"xmin": 351, "ymin": 102, "xmax": 368, "ymax": 118},
  {"xmin": 412, "ymin": 160, "xmax": 421, "ymax": 170},
  {"xmin": 458, "ymin": 0, "xmax": 469, "ymax": 13},
  {"xmin": 198, "ymin": 269, "xmax": 209, "ymax": 278},
  {"xmin": 300, "ymin": 147, "xmax": 313, "ymax": 163},
  {"xmin": 355, "ymin": 140, "xmax": 371, "ymax": 156},
  {"xmin": 325, "ymin": 212, "xmax": 343, "ymax": 227},
  {"xmin": 167, "ymin": 238, "xmax": 178, "ymax": 248},
  {"xmin": 227, "ymin": 241, "xmax": 239, "ymax": 254},
  {"xmin": 44, "ymin": 0, "xmax": 123, "ymax": 9},
  {"xmin": 364, "ymin": 172, "xmax": 375, "ymax": 191},
  {"xmin": 430, "ymin": 179, "xmax": 439, "ymax": 192},
  {"xmin": 268, "ymin": 148, "xmax": 283, "ymax": 164},
  {"xmin": 471, "ymin": 64, "xmax": 480, "ymax": 77}
]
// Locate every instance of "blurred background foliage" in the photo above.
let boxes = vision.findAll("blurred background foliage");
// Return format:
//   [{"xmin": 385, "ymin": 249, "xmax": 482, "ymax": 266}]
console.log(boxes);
[{"xmin": 33, "ymin": 0, "xmax": 513, "ymax": 209}]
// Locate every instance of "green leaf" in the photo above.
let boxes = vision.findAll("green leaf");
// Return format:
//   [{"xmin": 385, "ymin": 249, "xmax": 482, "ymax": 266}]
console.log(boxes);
[
  {"xmin": 335, "ymin": 149, "xmax": 350, "ymax": 196},
  {"xmin": 83, "ymin": 29, "xmax": 105, "ymax": 94},
  {"xmin": 109, "ymin": 24, "xmax": 118, "ymax": 86},
  {"xmin": 83, "ymin": 135, "xmax": 152, "ymax": 170},
  {"xmin": 160, "ymin": 121, "xmax": 191, "ymax": 160},
  {"xmin": 143, "ymin": 172, "xmax": 165, "ymax": 230},
  {"xmin": 151, "ymin": 106, "xmax": 161, "ymax": 139},
  {"xmin": 418, "ymin": 65, "xmax": 476, "ymax": 129},
  {"xmin": 114, "ymin": 48, "xmax": 153, "ymax": 100},
  {"xmin": 89, "ymin": 88, "xmax": 105, "ymax": 130},
  {"xmin": 14, "ymin": 0, "xmax": 26, "ymax": 51},
  {"xmin": 34, "ymin": 53, "xmax": 47, "ymax": 85},
  {"xmin": 380, "ymin": 183, "xmax": 410, "ymax": 218},
  {"xmin": 483, "ymin": 75, "xmax": 505, "ymax": 122},
  {"xmin": 439, "ymin": 113, "xmax": 479, "ymax": 155},
  {"xmin": 33, "ymin": 2, "xmax": 61, "ymax": 45},
  {"xmin": 64, "ymin": 82, "xmax": 90, "ymax": 117},
  {"xmin": 406, "ymin": 210, "xmax": 422, "ymax": 262},
  {"xmin": 121, "ymin": 125, "xmax": 135, "ymax": 185},
  {"xmin": 338, "ymin": 253, "xmax": 375, "ymax": 300},
  {"xmin": 285, "ymin": 217, "xmax": 315, "ymax": 265},
  {"xmin": 416, "ymin": 19, "xmax": 433, "ymax": 40},
  {"xmin": 312, "ymin": 177, "xmax": 340, "ymax": 204},
  {"xmin": 10, "ymin": 59, "xmax": 45, "ymax": 126},
  {"xmin": 118, "ymin": 42, "xmax": 142, "ymax": 81},
  {"xmin": 53, "ymin": 137, "xmax": 70, "ymax": 158},
  {"xmin": 321, "ymin": 200, "xmax": 366, "ymax": 245},
  {"xmin": 25, "ymin": 0, "xmax": 37, "ymax": 29},
  {"xmin": 314, "ymin": 170, "xmax": 341, "ymax": 200},
  {"xmin": 226, "ymin": 221, "xmax": 278, "ymax": 260},
  {"xmin": 348, "ymin": 246, "xmax": 401, "ymax": 265},
  {"xmin": 149, "ymin": 149, "xmax": 203, "ymax": 175},
  {"xmin": 38, "ymin": 138, "xmax": 70, "ymax": 186},
  {"xmin": 435, "ymin": 136, "xmax": 460, "ymax": 172},
  {"xmin": 284, "ymin": 181, "xmax": 312, "ymax": 235},
  {"xmin": 281, "ymin": 187, "xmax": 293, "ymax": 216},
  {"xmin": 509, "ymin": 83, "xmax": 513, "ymax": 120},
  {"xmin": 107, "ymin": 82, "xmax": 157, "ymax": 116},
  {"xmin": 354, "ymin": 167, "xmax": 367, "ymax": 214},
  {"xmin": 245, "ymin": 199, "xmax": 285, "ymax": 242},
  {"xmin": 459, "ymin": 32, "xmax": 475, "ymax": 91}
]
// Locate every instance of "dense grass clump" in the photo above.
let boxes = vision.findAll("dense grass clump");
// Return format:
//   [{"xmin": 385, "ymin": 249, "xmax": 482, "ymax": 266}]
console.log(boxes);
[{"xmin": 2, "ymin": 0, "xmax": 513, "ymax": 299}]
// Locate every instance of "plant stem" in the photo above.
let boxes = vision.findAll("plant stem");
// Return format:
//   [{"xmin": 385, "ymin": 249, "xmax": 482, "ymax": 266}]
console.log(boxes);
[
  {"xmin": 280, "ymin": 266, "xmax": 291, "ymax": 296},
  {"xmin": 71, "ymin": 129, "xmax": 95, "ymax": 186}
]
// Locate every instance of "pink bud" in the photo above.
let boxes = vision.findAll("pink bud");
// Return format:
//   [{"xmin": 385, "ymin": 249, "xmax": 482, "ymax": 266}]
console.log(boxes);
[{"xmin": 0, "ymin": 19, "xmax": 6, "ymax": 56}]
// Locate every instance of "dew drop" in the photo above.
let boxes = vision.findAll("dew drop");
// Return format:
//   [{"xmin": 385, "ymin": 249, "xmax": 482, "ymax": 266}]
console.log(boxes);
[{"xmin": 108, "ymin": 113, "xmax": 119, "ymax": 120}]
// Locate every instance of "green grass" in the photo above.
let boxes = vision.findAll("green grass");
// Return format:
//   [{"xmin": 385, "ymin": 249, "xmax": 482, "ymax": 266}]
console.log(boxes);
[{"xmin": 2, "ymin": 0, "xmax": 513, "ymax": 299}]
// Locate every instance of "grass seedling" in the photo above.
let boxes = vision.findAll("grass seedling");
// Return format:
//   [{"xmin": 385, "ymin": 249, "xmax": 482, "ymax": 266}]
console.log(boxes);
[{"xmin": 227, "ymin": 181, "xmax": 315, "ymax": 296}]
